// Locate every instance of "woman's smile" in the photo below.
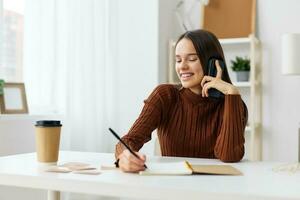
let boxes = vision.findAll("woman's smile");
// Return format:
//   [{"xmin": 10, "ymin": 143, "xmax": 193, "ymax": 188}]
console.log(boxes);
[{"xmin": 180, "ymin": 72, "xmax": 194, "ymax": 81}]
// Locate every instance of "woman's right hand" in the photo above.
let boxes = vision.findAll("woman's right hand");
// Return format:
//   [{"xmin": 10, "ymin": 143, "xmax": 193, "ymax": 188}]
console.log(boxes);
[{"xmin": 118, "ymin": 149, "xmax": 146, "ymax": 172}]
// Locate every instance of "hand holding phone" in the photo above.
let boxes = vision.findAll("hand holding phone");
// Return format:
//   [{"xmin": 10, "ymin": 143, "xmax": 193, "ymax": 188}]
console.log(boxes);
[{"xmin": 207, "ymin": 58, "xmax": 225, "ymax": 98}]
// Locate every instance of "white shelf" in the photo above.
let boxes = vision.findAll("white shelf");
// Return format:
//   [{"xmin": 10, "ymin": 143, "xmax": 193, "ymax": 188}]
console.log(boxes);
[
  {"xmin": 219, "ymin": 37, "xmax": 251, "ymax": 45},
  {"xmin": 220, "ymin": 35, "xmax": 262, "ymax": 161},
  {"xmin": 233, "ymin": 81, "xmax": 251, "ymax": 87}
]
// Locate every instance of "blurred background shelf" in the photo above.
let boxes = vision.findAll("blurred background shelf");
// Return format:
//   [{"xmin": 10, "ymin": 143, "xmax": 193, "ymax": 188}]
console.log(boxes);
[
  {"xmin": 233, "ymin": 81, "xmax": 251, "ymax": 87},
  {"xmin": 220, "ymin": 35, "xmax": 262, "ymax": 161},
  {"xmin": 219, "ymin": 37, "xmax": 251, "ymax": 45}
]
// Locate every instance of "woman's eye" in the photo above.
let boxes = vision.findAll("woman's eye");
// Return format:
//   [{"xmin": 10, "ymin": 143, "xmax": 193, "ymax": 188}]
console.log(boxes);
[
  {"xmin": 176, "ymin": 59, "xmax": 182, "ymax": 63},
  {"xmin": 189, "ymin": 58, "xmax": 197, "ymax": 62}
]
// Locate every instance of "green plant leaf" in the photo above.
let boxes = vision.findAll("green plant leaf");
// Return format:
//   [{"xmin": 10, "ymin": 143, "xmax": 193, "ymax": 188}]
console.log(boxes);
[
  {"xmin": 230, "ymin": 56, "xmax": 250, "ymax": 71},
  {"xmin": 0, "ymin": 79, "xmax": 4, "ymax": 95}
]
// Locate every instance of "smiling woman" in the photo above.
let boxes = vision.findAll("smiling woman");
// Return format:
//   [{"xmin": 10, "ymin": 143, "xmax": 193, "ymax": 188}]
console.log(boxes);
[
  {"xmin": 115, "ymin": 29, "xmax": 248, "ymax": 173},
  {"xmin": 175, "ymin": 41, "xmax": 203, "ymax": 94}
]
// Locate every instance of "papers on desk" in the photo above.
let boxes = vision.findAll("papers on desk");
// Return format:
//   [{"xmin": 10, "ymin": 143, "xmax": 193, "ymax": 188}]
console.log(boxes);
[
  {"xmin": 45, "ymin": 161, "xmax": 242, "ymax": 176},
  {"xmin": 140, "ymin": 161, "xmax": 242, "ymax": 176},
  {"xmin": 45, "ymin": 162, "xmax": 101, "ymax": 175}
]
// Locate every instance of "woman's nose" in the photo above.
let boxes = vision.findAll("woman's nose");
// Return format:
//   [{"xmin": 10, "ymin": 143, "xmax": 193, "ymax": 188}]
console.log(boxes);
[{"xmin": 179, "ymin": 60, "xmax": 188, "ymax": 69}]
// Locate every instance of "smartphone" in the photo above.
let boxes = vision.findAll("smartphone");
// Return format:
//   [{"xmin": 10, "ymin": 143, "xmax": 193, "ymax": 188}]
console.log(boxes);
[{"xmin": 207, "ymin": 58, "xmax": 225, "ymax": 99}]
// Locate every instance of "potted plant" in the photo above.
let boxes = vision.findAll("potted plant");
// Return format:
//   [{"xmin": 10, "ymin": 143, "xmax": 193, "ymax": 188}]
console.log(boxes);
[{"xmin": 230, "ymin": 56, "xmax": 250, "ymax": 81}]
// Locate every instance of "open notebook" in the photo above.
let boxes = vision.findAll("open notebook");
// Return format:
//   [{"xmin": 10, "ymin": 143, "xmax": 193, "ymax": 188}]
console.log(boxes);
[{"xmin": 139, "ymin": 161, "xmax": 242, "ymax": 176}]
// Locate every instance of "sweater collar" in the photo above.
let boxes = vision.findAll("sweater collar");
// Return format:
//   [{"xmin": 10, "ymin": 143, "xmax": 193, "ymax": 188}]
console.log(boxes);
[{"xmin": 181, "ymin": 88, "xmax": 211, "ymax": 104}]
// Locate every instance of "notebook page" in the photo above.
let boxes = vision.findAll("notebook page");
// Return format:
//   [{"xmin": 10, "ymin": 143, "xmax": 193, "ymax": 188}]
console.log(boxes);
[{"xmin": 139, "ymin": 161, "xmax": 192, "ymax": 175}]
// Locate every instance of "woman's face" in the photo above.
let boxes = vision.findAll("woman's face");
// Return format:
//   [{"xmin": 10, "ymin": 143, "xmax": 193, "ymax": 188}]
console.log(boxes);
[{"xmin": 175, "ymin": 38, "xmax": 204, "ymax": 95}]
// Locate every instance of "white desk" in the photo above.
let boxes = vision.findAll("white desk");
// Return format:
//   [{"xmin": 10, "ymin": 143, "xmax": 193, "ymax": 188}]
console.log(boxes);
[{"xmin": 0, "ymin": 151, "xmax": 299, "ymax": 200}]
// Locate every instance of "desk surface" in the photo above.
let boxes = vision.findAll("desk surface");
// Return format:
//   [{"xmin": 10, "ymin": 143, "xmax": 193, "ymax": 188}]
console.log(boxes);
[{"xmin": 0, "ymin": 151, "xmax": 299, "ymax": 200}]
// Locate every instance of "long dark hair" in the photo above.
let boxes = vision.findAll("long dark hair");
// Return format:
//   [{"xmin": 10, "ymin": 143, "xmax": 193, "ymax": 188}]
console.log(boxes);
[{"xmin": 175, "ymin": 29, "xmax": 232, "ymax": 84}]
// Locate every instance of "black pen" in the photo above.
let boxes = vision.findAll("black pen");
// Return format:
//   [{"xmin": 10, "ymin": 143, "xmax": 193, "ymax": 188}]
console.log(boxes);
[{"xmin": 108, "ymin": 128, "xmax": 147, "ymax": 168}]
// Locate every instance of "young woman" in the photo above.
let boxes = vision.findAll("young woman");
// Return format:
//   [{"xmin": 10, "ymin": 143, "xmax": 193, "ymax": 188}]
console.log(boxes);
[{"xmin": 115, "ymin": 29, "xmax": 248, "ymax": 172}]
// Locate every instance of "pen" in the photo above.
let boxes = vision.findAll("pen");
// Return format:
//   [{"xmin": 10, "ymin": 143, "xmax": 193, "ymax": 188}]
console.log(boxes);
[{"xmin": 108, "ymin": 128, "xmax": 147, "ymax": 168}]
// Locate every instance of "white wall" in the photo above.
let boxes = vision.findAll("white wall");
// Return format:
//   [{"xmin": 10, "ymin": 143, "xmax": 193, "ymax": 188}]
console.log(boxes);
[
  {"xmin": 116, "ymin": 0, "xmax": 159, "ymax": 136},
  {"xmin": 116, "ymin": 0, "xmax": 183, "ymax": 155},
  {"xmin": 257, "ymin": 0, "xmax": 300, "ymax": 161},
  {"xmin": 158, "ymin": 0, "xmax": 183, "ymax": 83}
]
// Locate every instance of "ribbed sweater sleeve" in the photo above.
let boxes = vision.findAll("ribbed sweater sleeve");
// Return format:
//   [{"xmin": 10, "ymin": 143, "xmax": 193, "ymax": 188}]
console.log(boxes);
[
  {"xmin": 115, "ymin": 85, "xmax": 173, "ymax": 158},
  {"xmin": 115, "ymin": 84, "xmax": 247, "ymax": 162},
  {"xmin": 214, "ymin": 95, "xmax": 248, "ymax": 162}
]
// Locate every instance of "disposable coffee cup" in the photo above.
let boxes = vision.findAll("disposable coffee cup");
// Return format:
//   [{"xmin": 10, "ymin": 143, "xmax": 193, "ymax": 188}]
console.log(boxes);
[{"xmin": 35, "ymin": 120, "xmax": 62, "ymax": 164}]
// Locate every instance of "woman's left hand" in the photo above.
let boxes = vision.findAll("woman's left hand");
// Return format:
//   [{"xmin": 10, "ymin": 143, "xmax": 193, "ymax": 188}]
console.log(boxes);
[{"xmin": 201, "ymin": 60, "xmax": 239, "ymax": 97}]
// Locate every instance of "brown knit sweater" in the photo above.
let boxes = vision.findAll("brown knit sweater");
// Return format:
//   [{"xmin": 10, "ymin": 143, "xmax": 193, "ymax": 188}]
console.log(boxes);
[{"xmin": 115, "ymin": 84, "xmax": 247, "ymax": 162}]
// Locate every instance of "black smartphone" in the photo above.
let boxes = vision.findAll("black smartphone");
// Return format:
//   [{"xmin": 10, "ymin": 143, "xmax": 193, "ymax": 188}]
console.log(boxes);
[{"xmin": 207, "ymin": 58, "xmax": 225, "ymax": 99}]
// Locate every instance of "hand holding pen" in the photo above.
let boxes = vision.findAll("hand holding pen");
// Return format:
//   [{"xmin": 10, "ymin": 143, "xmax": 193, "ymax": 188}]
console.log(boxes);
[{"xmin": 109, "ymin": 128, "xmax": 147, "ymax": 172}]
